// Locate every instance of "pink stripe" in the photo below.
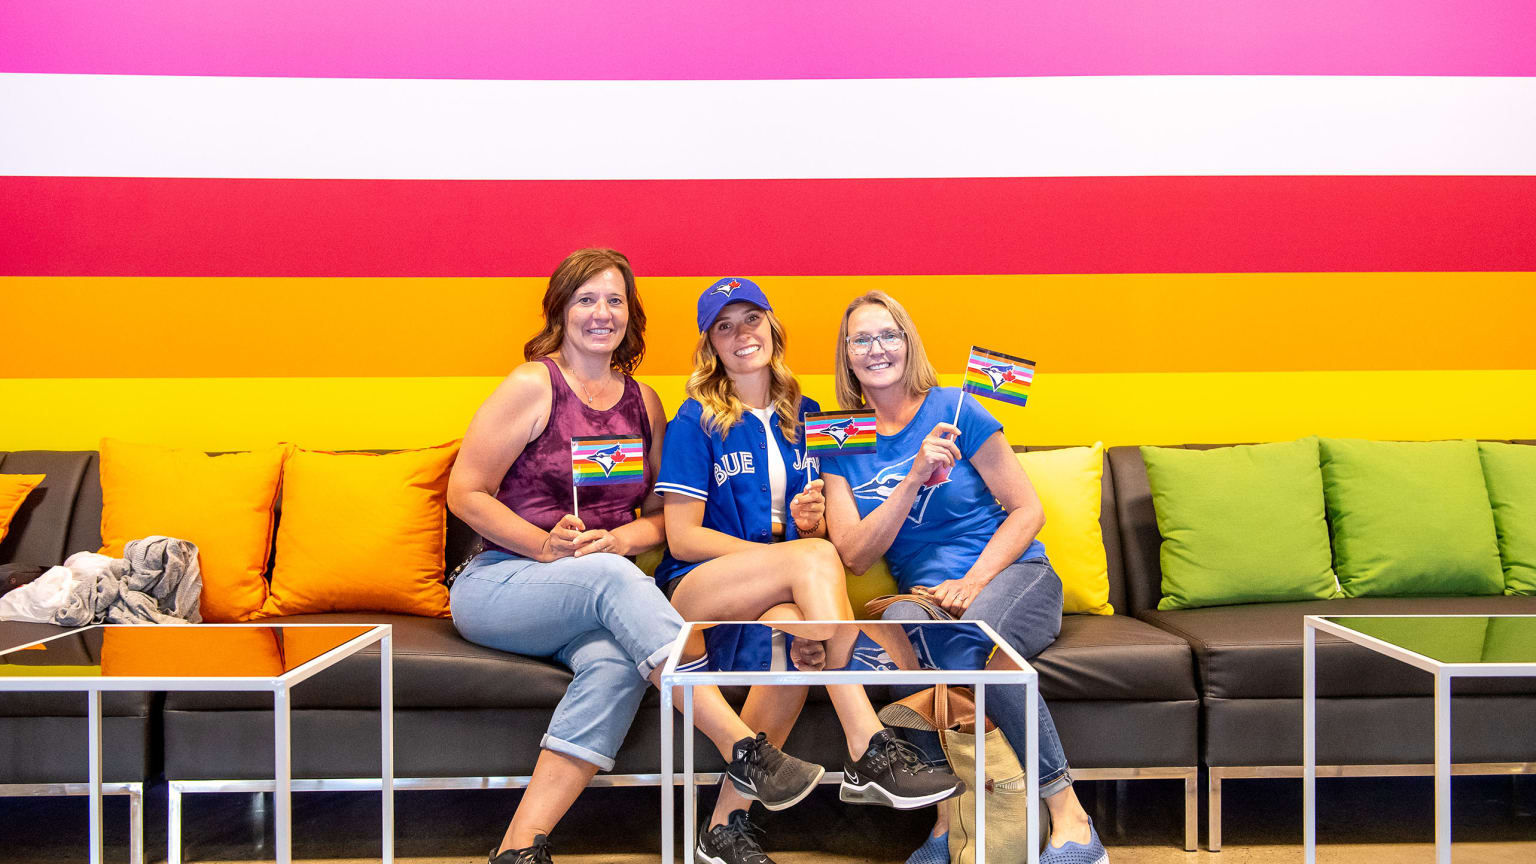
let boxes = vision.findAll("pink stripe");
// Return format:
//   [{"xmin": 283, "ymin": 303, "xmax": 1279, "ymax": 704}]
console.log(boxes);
[{"xmin": 3, "ymin": 1, "xmax": 1533, "ymax": 79}]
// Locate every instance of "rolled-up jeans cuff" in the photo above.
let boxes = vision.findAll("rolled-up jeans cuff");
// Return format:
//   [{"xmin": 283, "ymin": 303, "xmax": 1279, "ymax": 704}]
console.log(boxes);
[
  {"xmin": 541, "ymin": 734, "xmax": 616, "ymax": 773},
  {"xmin": 1040, "ymin": 768, "xmax": 1072, "ymax": 799},
  {"xmin": 637, "ymin": 638, "xmax": 677, "ymax": 680}
]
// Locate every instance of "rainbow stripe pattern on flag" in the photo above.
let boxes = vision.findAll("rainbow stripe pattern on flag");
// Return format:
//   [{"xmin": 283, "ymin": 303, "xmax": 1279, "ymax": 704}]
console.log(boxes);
[
  {"xmin": 962, "ymin": 346, "xmax": 1036, "ymax": 408},
  {"xmin": 571, "ymin": 435, "xmax": 646, "ymax": 486},
  {"xmin": 805, "ymin": 410, "xmax": 878, "ymax": 455}
]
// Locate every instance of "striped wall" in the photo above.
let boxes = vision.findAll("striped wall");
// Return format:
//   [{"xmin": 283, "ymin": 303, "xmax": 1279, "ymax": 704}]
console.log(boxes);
[{"xmin": 2, "ymin": 2, "xmax": 1534, "ymax": 451}]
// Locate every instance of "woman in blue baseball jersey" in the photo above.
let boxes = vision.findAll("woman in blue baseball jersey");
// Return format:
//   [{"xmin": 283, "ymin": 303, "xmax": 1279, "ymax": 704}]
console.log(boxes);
[
  {"xmin": 655, "ymin": 278, "xmax": 963, "ymax": 864},
  {"xmin": 819, "ymin": 291, "xmax": 1108, "ymax": 864}
]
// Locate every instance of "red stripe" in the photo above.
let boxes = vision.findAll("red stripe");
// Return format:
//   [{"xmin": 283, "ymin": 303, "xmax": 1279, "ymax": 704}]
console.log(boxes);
[{"xmin": 4, "ymin": 176, "xmax": 1534, "ymax": 276}]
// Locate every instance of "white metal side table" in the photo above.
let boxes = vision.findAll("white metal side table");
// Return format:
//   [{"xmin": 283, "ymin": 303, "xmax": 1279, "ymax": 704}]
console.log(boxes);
[
  {"xmin": 1304, "ymin": 614, "xmax": 1536, "ymax": 864},
  {"xmin": 659, "ymin": 620, "xmax": 1039, "ymax": 864},
  {"xmin": 0, "ymin": 622, "xmax": 394, "ymax": 864}
]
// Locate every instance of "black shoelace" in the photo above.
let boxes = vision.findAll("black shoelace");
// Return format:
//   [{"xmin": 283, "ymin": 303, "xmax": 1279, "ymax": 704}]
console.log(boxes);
[
  {"xmin": 741, "ymin": 732, "xmax": 781, "ymax": 774},
  {"xmin": 879, "ymin": 735, "xmax": 934, "ymax": 776},
  {"xmin": 713, "ymin": 812, "xmax": 769, "ymax": 864},
  {"xmin": 512, "ymin": 837, "xmax": 553, "ymax": 864}
]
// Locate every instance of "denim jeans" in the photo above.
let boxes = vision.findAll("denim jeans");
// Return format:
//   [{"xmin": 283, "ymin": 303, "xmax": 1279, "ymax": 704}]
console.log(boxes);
[
  {"xmin": 449, "ymin": 550, "xmax": 684, "ymax": 771},
  {"xmin": 883, "ymin": 558, "xmax": 1073, "ymax": 798}
]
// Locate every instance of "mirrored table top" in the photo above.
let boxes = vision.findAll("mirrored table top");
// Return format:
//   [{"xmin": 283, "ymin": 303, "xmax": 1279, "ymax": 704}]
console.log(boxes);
[
  {"xmin": 670, "ymin": 620, "xmax": 1029, "ymax": 677},
  {"xmin": 1322, "ymin": 616, "xmax": 1536, "ymax": 665},
  {"xmin": 0, "ymin": 624, "xmax": 377, "ymax": 680}
]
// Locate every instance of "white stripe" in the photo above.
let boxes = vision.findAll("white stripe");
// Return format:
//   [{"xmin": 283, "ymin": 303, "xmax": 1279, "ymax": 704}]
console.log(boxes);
[
  {"xmin": 3, "ymin": 73, "xmax": 1533, "ymax": 179},
  {"xmin": 653, "ymin": 481, "xmax": 709, "ymax": 500}
]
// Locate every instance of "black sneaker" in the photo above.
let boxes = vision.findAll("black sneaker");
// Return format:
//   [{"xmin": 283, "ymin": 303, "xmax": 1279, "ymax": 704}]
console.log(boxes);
[
  {"xmin": 489, "ymin": 834, "xmax": 553, "ymax": 864},
  {"xmin": 695, "ymin": 809, "xmax": 773, "ymax": 864},
  {"xmin": 725, "ymin": 732, "xmax": 825, "ymax": 810},
  {"xmin": 840, "ymin": 729, "xmax": 965, "ymax": 809}
]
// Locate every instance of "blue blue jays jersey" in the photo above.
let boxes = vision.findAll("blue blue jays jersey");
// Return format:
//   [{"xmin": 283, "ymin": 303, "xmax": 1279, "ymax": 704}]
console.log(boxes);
[
  {"xmin": 654, "ymin": 395, "xmax": 822, "ymax": 671},
  {"xmin": 819, "ymin": 387, "xmax": 1046, "ymax": 591},
  {"xmin": 653, "ymin": 395, "xmax": 821, "ymax": 586}
]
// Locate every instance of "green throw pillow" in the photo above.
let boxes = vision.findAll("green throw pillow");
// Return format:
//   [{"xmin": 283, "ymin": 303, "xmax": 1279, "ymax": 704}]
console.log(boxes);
[
  {"xmin": 1320, "ymin": 438, "xmax": 1503, "ymax": 597},
  {"xmin": 1142, "ymin": 438, "xmax": 1339, "ymax": 610},
  {"xmin": 1478, "ymin": 442, "xmax": 1536, "ymax": 595}
]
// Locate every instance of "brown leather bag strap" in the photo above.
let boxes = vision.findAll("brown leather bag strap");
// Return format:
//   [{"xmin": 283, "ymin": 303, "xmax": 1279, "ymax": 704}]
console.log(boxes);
[
  {"xmin": 863, "ymin": 593, "xmax": 948, "ymax": 620},
  {"xmin": 933, "ymin": 683, "xmax": 951, "ymax": 730}
]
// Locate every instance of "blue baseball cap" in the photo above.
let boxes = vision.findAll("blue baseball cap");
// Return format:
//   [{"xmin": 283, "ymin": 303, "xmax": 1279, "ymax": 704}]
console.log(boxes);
[{"xmin": 696, "ymin": 277, "xmax": 773, "ymax": 332}]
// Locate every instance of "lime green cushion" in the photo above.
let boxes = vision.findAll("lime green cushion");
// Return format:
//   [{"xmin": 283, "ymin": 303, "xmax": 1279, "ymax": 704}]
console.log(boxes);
[
  {"xmin": 1320, "ymin": 438, "xmax": 1503, "ymax": 597},
  {"xmin": 1142, "ymin": 438, "xmax": 1339, "ymax": 610},
  {"xmin": 1478, "ymin": 442, "xmax": 1536, "ymax": 595}
]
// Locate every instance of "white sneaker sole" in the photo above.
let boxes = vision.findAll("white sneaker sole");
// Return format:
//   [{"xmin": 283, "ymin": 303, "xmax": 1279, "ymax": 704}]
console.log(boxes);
[{"xmin": 839, "ymin": 777, "xmax": 964, "ymax": 810}]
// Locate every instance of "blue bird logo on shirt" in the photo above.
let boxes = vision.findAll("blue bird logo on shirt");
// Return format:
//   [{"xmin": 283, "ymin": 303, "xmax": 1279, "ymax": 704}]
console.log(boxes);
[
  {"xmin": 850, "ymin": 456, "xmax": 947, "ymax": 527},
  {"xmin": 585, "ymin": 444, "xmax": 625, "ymax": 477},
  {"xmin": 711, "ymin": 279, "xmax": 740, "ymax": 297}
]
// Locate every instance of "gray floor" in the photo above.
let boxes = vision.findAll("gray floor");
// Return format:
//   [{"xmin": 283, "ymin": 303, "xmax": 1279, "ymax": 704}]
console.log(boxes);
[{"xmin": 4, "ymin": 774, "xmax": 1535, "ymax": 863}]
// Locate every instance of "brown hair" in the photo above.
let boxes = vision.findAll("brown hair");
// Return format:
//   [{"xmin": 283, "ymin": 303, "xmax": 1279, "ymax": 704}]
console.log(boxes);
[
  {"xmin": 523, "ymin": 248, "xmax": 647, "ymax": 374},
  {"xmin": 834, "ymin": 290, "xmax": 939, "ymax": 409},
  {"xmin": 688, "ymin": 307, "xmax": 803, "ymax": 442}
]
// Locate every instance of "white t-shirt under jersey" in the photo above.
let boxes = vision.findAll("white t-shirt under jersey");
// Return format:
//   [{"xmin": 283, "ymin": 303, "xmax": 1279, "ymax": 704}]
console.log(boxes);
[{"xmin": 748, "ymin": 407, "xmax": 788, "ymax": 525}]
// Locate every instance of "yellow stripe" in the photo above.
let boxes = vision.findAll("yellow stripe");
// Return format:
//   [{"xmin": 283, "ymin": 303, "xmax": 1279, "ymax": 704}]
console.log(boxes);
[
  {"xmin": 5, "ymin": 272, "xmax": 1534, "ymax": 377},
  {"xmin": 2, "ymin": 372, "xmax": 1532, "ymax": 451}
]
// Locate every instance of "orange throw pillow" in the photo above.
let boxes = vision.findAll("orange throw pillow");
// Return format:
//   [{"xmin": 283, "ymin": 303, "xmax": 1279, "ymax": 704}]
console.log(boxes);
[
  {"xmin": 0, "ymin": 474, "xmax": 46, "ymax": 544},
  {"xmin": 98, "ymin": 440, "xmax": 289, "ymax": 623},
  {"xmin": 261, "ymin": 441, "xmax": 459, "ymax": 618}
]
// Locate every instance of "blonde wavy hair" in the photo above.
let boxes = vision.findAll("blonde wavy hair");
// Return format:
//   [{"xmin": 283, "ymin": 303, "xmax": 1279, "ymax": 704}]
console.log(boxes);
[
  {"xmin": 687, "ymin": 307, "xmax": 803, "ymax": 443},
  {"xmin": 834, "ymin": 291, "xmax": 939, "ymax": 409}
]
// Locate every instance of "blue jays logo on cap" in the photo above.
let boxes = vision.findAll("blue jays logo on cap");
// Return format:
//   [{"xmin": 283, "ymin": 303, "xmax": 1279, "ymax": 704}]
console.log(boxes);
[{"xmin": 696, "ymin": 277, "xmax": 773, "ymax": 331}]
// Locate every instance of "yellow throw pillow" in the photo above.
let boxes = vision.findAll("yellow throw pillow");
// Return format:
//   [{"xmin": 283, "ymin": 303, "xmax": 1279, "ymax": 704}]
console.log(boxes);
[
  {"xmin": 1018, "ymin": 443, "xmax": 1114, "ymax": 615},
  {"xmin": 847, "ymin": 557, "xmax": 900, "ymax": 618},
  {"xmin": 262, "ymin": 441, "xmax": 459, "ymax": 618},
  {"xmin": 0, "ymin": 474, "xmax": 46, "ymax": 544},
  {"xmin": 99, "ymin": 440, "xmax": 289, "ymax": 623}
]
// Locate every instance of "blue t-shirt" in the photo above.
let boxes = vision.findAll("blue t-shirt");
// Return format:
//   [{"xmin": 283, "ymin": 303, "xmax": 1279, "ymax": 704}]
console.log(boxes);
[
  {"xmin": 654, "ymin": 395, "xmax": 820, "ymax": 671},
  {"xmin": 819, "ymin": 387, "xmax": 1046, "ymax": 592}
]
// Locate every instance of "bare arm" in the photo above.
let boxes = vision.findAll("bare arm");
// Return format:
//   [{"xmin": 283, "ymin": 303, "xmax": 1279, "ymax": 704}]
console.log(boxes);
[
  {"xmin": 446, "ymin": 363, "xmax": 579, "ymax": 562},
  {"xmin": 663, "ymin": 495, "xmax": 765, "ymax": 562},
  {"xmin": 924, "ymin": 431, "xmax": 1046, "ymax": 615}
]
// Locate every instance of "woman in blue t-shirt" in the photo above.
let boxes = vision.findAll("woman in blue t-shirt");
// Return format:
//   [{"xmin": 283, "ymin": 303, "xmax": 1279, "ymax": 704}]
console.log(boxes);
[
  {"xmin": 818, "ymin": 290, "xmax": 1108, "ymax": 864},
  {"xmin": 655, "ymin": 278, "xmax": 963, "ymax": 864}
]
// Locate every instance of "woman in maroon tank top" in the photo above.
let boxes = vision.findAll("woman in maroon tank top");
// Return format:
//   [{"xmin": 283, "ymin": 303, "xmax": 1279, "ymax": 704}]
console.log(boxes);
[{"xmin": 446, "ymin": 249, "xmax": 824, "ymax": 864}]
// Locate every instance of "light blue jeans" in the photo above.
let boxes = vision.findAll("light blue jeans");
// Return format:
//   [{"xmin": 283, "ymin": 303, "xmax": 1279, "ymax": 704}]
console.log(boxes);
[
  {"xmin": 883, "ymin": 558, "xmax": 1073, "ymax": 799},
  {"xmin": 449, "ymin": 549, "xmax": 684, "ymax": 771}
]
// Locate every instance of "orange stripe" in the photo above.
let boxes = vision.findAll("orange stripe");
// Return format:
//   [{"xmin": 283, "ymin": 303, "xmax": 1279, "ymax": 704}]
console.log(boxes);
[{"xmin": 5, "ymin": 273, "xmax": 1534, "ymax": 377}]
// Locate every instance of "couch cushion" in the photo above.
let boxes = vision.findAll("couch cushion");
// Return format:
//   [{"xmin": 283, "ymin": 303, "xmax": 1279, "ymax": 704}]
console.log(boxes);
[
  {"xmin": 1032, "ymin": 614, "xmax": 1197, "ymax": 701},
  {"xmin": 1320, "ymin": 437, "xmax": 1503, "ymax": 597},
  {"xmin": 1141, "ymin": 438, "xmax": 1338, "ymax": 610},
  {"xmin": 1479, "ymin": 441, "xmax": 1536, "ymax": 595},
  {"xmin": 0, "ymin": 451, "xmax": 94, "ymax": 567},
  {"xmin": 161, "ymin": 613, "xmax": 572, "ymax": 711},
  {"xmin": 1140, "ymin": 595, "xmax": 1536, "ymax": 700}
]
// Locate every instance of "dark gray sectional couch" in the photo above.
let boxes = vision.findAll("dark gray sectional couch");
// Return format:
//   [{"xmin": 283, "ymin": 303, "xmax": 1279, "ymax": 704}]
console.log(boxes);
[{"xmin": 3, "ymin": 442, "xmax": 1529, "ymax": 857}]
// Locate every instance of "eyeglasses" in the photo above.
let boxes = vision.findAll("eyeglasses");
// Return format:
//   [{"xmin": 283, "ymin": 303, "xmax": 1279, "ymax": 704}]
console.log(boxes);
[{"xmin": 846, "ymin": 329, "xmax": 906, "ymax": 356}]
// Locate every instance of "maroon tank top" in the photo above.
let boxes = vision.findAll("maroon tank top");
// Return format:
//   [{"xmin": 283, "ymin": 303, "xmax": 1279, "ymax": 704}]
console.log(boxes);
[{"xmin": 486, "ymin": 357, "xmax": 656, "ymax": 551}]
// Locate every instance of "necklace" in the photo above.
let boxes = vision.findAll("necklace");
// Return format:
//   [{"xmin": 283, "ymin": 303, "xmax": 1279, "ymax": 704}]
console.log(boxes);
[{"xmin": 560, "ymin": 360, "xmax": 612, "ymax": 406}]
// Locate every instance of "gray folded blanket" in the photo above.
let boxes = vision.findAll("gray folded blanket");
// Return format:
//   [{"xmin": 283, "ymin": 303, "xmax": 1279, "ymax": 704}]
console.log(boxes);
[{"xmin": 53, "ymin": 536, "xmax": 204, "ymax": 626}]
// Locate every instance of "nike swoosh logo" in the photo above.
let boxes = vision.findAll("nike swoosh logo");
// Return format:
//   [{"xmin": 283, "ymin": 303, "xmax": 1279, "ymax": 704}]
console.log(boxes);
[{"xmin": 738, "ymin": 776, "xmax": 757, "ymax": 792}]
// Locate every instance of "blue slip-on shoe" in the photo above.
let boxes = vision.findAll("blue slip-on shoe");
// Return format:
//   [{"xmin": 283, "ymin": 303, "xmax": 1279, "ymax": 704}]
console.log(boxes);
[
  {"xmin": 1040, "ymin": 817, "xmax": 1107, "ymax": 864},
  {"xmin": 903, "ymin": 829, "xmax": 949, "ymax": 864}
]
